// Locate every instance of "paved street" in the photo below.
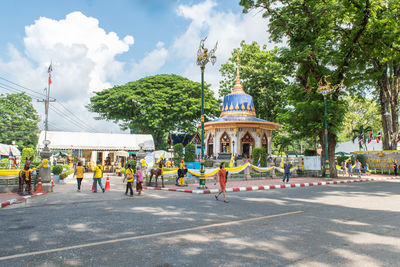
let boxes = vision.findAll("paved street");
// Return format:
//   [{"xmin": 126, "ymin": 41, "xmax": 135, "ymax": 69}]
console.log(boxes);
[{"xmin": 1, "ymin": 176, "xmax": 400, "ymax": 266}]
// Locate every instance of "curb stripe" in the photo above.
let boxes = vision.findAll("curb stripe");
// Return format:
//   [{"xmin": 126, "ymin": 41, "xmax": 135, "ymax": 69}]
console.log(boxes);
[{"xmin": 0, "ymin": 192, "xmax": 47, "ymax": 209}]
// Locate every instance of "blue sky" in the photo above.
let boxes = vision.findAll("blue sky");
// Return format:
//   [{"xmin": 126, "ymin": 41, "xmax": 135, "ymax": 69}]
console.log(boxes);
[{"xmin": 0, "ymin": 0, "xmax": 271, "ymax": 132}]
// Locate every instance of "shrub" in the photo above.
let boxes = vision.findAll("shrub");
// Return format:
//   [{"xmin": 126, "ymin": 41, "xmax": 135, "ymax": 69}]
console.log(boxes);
[
  {"xmin": 60, "ymin": 169, "xmax": 74, "ymax": 179},
  {"xmin": 304, "ymin": 149, "xmax": 317, "ymax": 156},
  {"xmin": 336, "ymin": 155, "xmax": 348, "ymax": 166},
  {"xmin": 125, "ymin": 160, "xmax": 137, "ymax": 172},
  {"xmin": 184, "ymin": 144, "xmax": 196, "ymax": 162},
  {"xmin": 252, "ymin": 147, "xmax": 267, "ymax": 167},
  {"xmin": 173, "ymin": 143, "xmax": 184, "ymax": 166},
  {"xmin": 52, "ymin": 165, "xmax": 63, "ymax": 175}
]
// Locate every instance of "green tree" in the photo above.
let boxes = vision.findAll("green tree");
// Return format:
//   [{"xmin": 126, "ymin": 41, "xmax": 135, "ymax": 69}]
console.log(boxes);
[
  {"xmin": 184, "ymin": 144, "xmax": 196, "ymax": 163},
  {"xmin": 173, "ymin": 143, "xmax": 184, "ymax": 167},
  {"xmin": 240, "ymin": 0, "xmax": 372, "ymax": 178},
  {"xmin": 0, "ymin": 93, "xmax": 40, "ymax": 148},
  {"xmin": 20, "ymin": 147, "xmax": 35, "ymax": 168},
  {"xmin": 88, "ymin": 74, "xmax": 220, "ymax": 149},
  {"xmin": 351, "ymin": 125, "xmax": 373, "ymax": 151},
  {"xmin": 338, "ymin": 97, "xmax": 381, "ymax": 143},
  {"xmin": 252, "ymin": 147, "xmax": 267, "ymax": 167},
  {"xmin": 219, "ymin": 42, "xmax": 287, "ymax": 121}
]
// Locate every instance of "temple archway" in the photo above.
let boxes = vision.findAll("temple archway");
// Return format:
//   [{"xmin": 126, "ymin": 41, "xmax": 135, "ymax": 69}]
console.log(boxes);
[
  {"xmin": 241, "ymin": 132, "xmax": 254, "ymax": 158},
  {"xmin": 220, "ymin": 132, "xmax": 231, "ymax": 153}
]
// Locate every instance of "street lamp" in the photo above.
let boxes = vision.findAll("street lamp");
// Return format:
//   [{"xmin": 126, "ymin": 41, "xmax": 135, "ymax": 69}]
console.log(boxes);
[
  {"xmin": 318, "ymin": 76, "xmax": 342, "ymax": 179},
  {"xmin": 196, "ymin": 37, "xmax": 217, "ymax": 189}
]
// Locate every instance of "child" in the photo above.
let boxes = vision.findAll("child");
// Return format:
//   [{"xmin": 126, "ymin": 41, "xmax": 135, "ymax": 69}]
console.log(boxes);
[{"xmin": 136, "ymin": 167, "xmax": 143, "ymax": 196}]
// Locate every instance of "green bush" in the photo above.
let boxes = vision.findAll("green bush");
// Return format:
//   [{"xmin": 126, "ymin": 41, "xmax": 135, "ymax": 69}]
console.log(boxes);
[
  {"xmin": 336, "ymin": 155, "xmax": 348, "ymax": 166},
  {"xmin": 125, "ymin": 160, "xmax": 137, "ymax": 172},
  {"xmin": 60, "ymin": 169, "xmax": 74, "ymax": 179},
  {"xmin": 252, "ymin": 147, "xmax": 267, "ymax": 167},
  {"xmin": 304, "ymin": 149, "xmax": 317, "ymax": 156},
  {"xmin": 173, "ymin": 143, "xmax": 184, "ymax": 166},
  {"xmin": 52, "ymin": 165, "xmax": 63, "ymax": 175},
  {"xmin": 184, "ymin": 144, "xmax": 196, "ymax": 162}
]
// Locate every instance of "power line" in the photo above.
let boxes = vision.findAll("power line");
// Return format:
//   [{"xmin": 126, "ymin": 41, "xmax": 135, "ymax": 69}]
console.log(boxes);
[
  {"xmin": 49, "ymin": 105, "xmax": 95, "ymax": 132},
  {"xmin": 0, "ymin": 76, "xmax": 54, "ymax": 100},
  {"xmin": 57, "ymin": 102, "xmax": 98, "ymax": 132},
  {"xmin": 50, "ymin": 104, "xmax": 96, "ymax": 132}
]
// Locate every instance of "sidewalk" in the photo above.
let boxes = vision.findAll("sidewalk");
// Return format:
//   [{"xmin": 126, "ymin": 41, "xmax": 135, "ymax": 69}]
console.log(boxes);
[
  {"xmin": 0, "ymin": 192, "xmax": 47, "ymax": 208},
  {"xmin": 144, "ymin": 174, "xmax": 400, "ymax": 194}
]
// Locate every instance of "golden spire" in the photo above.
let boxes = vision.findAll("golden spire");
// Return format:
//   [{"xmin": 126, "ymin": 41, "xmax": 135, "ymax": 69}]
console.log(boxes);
[{"xmin": 231, "ymin": 53, "xmax": 246, "ymax": 94}]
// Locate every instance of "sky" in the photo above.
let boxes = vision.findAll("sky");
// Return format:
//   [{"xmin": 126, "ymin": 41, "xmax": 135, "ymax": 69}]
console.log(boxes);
[{"xmin": 0, "ymin": 0, "xmax": 274, "ymax": 134}]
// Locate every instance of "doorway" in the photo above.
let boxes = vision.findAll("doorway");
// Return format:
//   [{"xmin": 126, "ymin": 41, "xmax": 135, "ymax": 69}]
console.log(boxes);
[{"xmin": 242, "ymin": 143, "xmax": 250, "ymax": 158}]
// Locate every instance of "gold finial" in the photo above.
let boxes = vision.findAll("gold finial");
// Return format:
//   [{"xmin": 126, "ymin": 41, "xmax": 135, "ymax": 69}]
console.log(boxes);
[{"xmin": 231, "ymin": 52, "xmax": 245, "ymax": 94}]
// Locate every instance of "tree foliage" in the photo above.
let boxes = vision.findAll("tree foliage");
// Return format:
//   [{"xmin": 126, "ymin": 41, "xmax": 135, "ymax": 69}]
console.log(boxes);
[
  {"xmin": 88, "ymin": 74, "xmax": 220, "ymax": 149},
  {"xmin": 184, "ymin": 144, "xmax": 196, "ymax": 163},
  {"xmin": 252, "ymin": 147, "xmax": 267, "ymax": 167},
  {"xmin": 219, "ymin": 42, "xmax": 287, "ymax": 121},
  {"xmin": 351, "ymin": 125, "xmax": 373, "ymax": 151},
  {"xmin": 240, "ymin": 0, "xmax": 373, "ymax": 177},
  {"xmin": 173, "ymin": 143, "xmax": 184, "ymax": 167},
  {"xmin": 0, "ymin": 93, "xmax": 40, "ymax": 148}
]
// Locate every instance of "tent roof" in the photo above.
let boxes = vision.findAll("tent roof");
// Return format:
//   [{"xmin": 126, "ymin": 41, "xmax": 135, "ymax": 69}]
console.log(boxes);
[
  {"xmin": 37, "ymin": 131, "xmax": 155, "ymax": 151},
  {"xmin": 0, "ymin": 144, "xmax": 20, "ymax": 157},
  {"xmin": 335, "ymin": 140, "xmax": 383, "ymax": 154}
]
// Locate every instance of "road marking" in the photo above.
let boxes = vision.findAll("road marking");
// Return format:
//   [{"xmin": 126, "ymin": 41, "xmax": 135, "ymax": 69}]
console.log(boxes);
[{"xmin": 0, "ymin": 210, "xmax": 302, "ymax": 261}]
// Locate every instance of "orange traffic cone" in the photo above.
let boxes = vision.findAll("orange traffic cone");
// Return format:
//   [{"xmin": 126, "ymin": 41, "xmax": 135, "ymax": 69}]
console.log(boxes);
[
  {"xmin": 105, "ymin": 176, "xmax": 110, "ymax": 191},
  {"xmin": 35, "ymin": 176, "xmax": 43, "ymax": 193},
  {"xmin": 91, "ymin": 181, "xmax": 95, "ymax": 191},
  {"xmin": 50, "ymin": 175, "xmax": 54, "ymax": 186}
]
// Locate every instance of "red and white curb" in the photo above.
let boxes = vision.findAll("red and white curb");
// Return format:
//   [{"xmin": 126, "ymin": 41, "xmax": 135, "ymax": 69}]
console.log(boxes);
[
  {"xmin": 144, "ymin": 177, "xmax": 400, "ymax": 194},
  {"xmin": 0, "ymin": 192, "xmax": 47, "ymax": 209}
]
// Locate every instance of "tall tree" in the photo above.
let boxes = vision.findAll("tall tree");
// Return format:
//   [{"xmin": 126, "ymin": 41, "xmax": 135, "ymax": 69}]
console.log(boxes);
[
  {"xmin": 88, "ymin": 74, "xmax": 220, "ymax": 149},
  {"xmin": 354, "ymin": 0, "xmax": 400, "ymax": 149},
  {"xmin": 219, "ymin": 42, "xmax": 287, "ymax": 122},
  {"xmin": 240, "ymin": 0, "xmax": 372, "ymax": 177},
  {"xmin": 0, "ymin": 93, "xmax": 40, "ymax": 148}
]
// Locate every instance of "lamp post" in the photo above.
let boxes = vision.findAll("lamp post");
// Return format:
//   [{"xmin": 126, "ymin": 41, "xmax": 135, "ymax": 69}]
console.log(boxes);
[
  {"xmin": 196, "ymin": 37, "xmax": 217, "ymax": 189},
  {"xmin": 318, "ymin": 76, "xmax": 342, "ymax": 179}
]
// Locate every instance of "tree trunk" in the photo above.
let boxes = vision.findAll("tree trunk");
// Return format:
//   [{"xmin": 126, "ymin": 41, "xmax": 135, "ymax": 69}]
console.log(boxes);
[
  {"xmin": 377, "ymin": 67, "xmax": 391, "ymax": 150},
  {"xmin": 328, "ymin": 132, "xmax": 338, "ymax": 178},
  {"xmin": 390, "ymin": 61, "xmax": 399, "ymax": 149}
]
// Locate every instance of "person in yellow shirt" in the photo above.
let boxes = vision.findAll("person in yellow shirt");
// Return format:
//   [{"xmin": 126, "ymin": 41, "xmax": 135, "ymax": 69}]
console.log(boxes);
[
  {"xmin": 124, "ymin": 164, "xmax": 134, "ymax": 197},
  {"xmin": 73, "ymin": 161, "xmax": 85, "ymax": 192},
  {"xmin": 93, "ymin": 161, "xmax": 105, "ymax": 193}
]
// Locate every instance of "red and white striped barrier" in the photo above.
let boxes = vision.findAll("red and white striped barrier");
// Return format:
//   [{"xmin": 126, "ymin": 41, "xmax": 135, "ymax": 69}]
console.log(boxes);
[
  {"xmin": 0, "ymin": 192, "xmax": 47, "ymax": 209},
  {"xmin": 143, "ymin": 177, "xmax": 400, "ymax": 194}
]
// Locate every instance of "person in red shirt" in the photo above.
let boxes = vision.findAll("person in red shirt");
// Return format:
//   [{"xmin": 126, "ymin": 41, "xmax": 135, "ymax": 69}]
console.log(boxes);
[{"xmin": 215, "ymin": 162, "xmax": 229, "ymax": 203}]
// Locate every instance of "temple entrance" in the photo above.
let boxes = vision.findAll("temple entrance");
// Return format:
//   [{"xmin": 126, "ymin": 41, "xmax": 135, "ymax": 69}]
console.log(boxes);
[
  {"xmin": 240, "ymin": 132, "xmax": 254, "ymax": 158},
  {"xmin": 207, "ymin": 135, "xmax": 213, "ymax": 157},
  {"xmin": 220, "ymin": 132, "xmax": 230, "ymax": 153},
  {"xmin": 262, "ymin": 134, "xmax": 268, "ymax": 153},
  {"xmin": 242, "ymin": 143, "xmax": 251, "ymax": 157}
]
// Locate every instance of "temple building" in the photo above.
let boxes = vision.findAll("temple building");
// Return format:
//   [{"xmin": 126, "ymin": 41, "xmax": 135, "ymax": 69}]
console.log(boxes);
[{"xmin": 204, "ymin": 68, "xmax": 280, "ymax": 159}]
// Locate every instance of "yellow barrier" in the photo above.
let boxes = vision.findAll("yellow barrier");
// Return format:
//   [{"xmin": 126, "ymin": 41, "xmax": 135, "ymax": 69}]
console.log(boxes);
[{"xmin": 0, "ymin": 169, "xmax": 20, "ymax": 176}]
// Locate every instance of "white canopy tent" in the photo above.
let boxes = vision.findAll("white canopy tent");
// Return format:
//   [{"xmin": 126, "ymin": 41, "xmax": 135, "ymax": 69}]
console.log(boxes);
[{"xmin": 0, "ymin": 143, "xmax": 20, "ymax": 158}]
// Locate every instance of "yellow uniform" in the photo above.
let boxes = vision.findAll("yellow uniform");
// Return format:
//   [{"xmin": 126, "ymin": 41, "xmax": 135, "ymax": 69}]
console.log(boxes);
[
  {"xmin": 76, "ymin": 166, "xmax": 84, "ymax": 178},
  {"xmin": 94, "ymin": 165, "xmax": 103, "ymax": 178},
  {"xmin": 125, "ymin": 168, "xmax": 134, "ymax": 182}
]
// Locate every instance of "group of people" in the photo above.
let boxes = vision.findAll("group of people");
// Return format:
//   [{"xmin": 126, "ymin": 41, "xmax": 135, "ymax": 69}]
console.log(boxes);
[
  {"xmin": 341, "ymin": 159, "xmax": 368, "ymax": 177},
  {"xmin": 72, "ymin": 160, "xmax": 143, "ymax": 196}
]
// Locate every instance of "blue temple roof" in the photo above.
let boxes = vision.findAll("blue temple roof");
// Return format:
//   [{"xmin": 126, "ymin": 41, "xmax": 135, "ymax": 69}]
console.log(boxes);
[{"xmin": 208, "ymin": 116, "xmax": 270, "ymax": 123}]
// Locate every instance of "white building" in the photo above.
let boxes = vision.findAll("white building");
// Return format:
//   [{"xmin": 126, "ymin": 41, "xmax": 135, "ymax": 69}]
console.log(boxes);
[{"xmin": 37, "ymin": 131, "xmax": 154, "ymax": 168}]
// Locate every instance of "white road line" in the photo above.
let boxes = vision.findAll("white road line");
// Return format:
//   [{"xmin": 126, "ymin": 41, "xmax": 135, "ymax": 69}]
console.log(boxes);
[{"xmin": 0, "ymin": 210, "xmax": 303, "ymax": 261}]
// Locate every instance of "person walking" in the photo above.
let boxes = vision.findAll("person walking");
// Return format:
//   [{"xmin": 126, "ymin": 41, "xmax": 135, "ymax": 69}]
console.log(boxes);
[
  {"xmin": 283, "ymin": 160, "xmax": 291, "ymax": 183},
  {"xmin": 347, "ymin": 160, "xmax": 352, "ymax": 177},
  {"xmin": 215, "ymin": 162, "xmax": 229, "ymax": 203},
  {"xmin": 341, "ymin": 161, "xmax": 347, "ymax": 177},
  {"xmin": 93, "ymin": 160, "xmax": 105, "ymax": 193},
  {"xmin": 136, "ymin": 166, "xmax": 143, "ymax": 196},
  {"xmin": 124, "ymin": 164, "xmax": 134, "ymax": 197},
  {"xmin": 73, "ymin": 161, "xmax": 85, "ymax": 192},
  {"xmin": 393, "ymin": 161, "xmax": 398, "ymax": 176},
  {"xmin": 355, "ymin": 159, "xmax": 361, "ymax": 178}
]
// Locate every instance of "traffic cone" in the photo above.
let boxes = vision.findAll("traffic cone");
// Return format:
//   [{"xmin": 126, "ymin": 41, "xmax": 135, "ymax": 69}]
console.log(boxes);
[
  {"xmin": 105, "ymin": 176, "xmax": 110, "ymax": 191},
  {"xmin": 50, "ymin": 174, "xmax": 54, "ymax": 186},
  {"xmin": 35, "ymin": 176, "xmax": 43, "ymax": 193},
  {"xmin": 91, "ymin": 181, "xmax": 95, "ymax": 191}
]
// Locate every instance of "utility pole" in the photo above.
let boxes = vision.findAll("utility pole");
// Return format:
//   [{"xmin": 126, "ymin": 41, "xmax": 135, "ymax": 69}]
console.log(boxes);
[{"xmin": 37, "ymin": 87, "xmax": 56, "ymax": 138}]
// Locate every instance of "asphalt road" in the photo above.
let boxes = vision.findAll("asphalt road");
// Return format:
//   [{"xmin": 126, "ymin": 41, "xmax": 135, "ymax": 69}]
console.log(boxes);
[{"xmin": 1, "ymin": 177, "xmax": 400, "ymax": 266}]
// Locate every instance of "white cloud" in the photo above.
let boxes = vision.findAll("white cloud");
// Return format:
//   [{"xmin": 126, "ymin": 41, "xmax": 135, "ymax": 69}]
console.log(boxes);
[
  {"xmin": 172, "ymin": 0, "xmax": 273, "ymax": 95},
  {"xmin": 0, "ymin": 11, "xmax": 167, "ymax": 133}
]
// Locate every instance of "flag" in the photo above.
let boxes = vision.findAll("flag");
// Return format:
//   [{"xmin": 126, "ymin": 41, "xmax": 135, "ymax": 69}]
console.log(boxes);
[
  {"xmin": 257, "ymin": 155, "xmax": 261, "ymax": 167},
  {"xmin": 376, "ymin": 131, "xmax": 381, "ymax": 143},
  {"xmin": 391, "ymin": 132, "xmax": 394, "ymax": 144},
  {"xmin": 229, "ymin": 153, "xmax": 234, "ymax": 168},
  {"xmin": 368, "ymin": 132, "xmax": 373, "ymax": 144},
  {"xmin": 358, "ymin": 133, "xmax": 364, "ymax": 144},
  {"xmin": 48, "ymin": 63, "xmax": 53, "ymax": 85}
]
